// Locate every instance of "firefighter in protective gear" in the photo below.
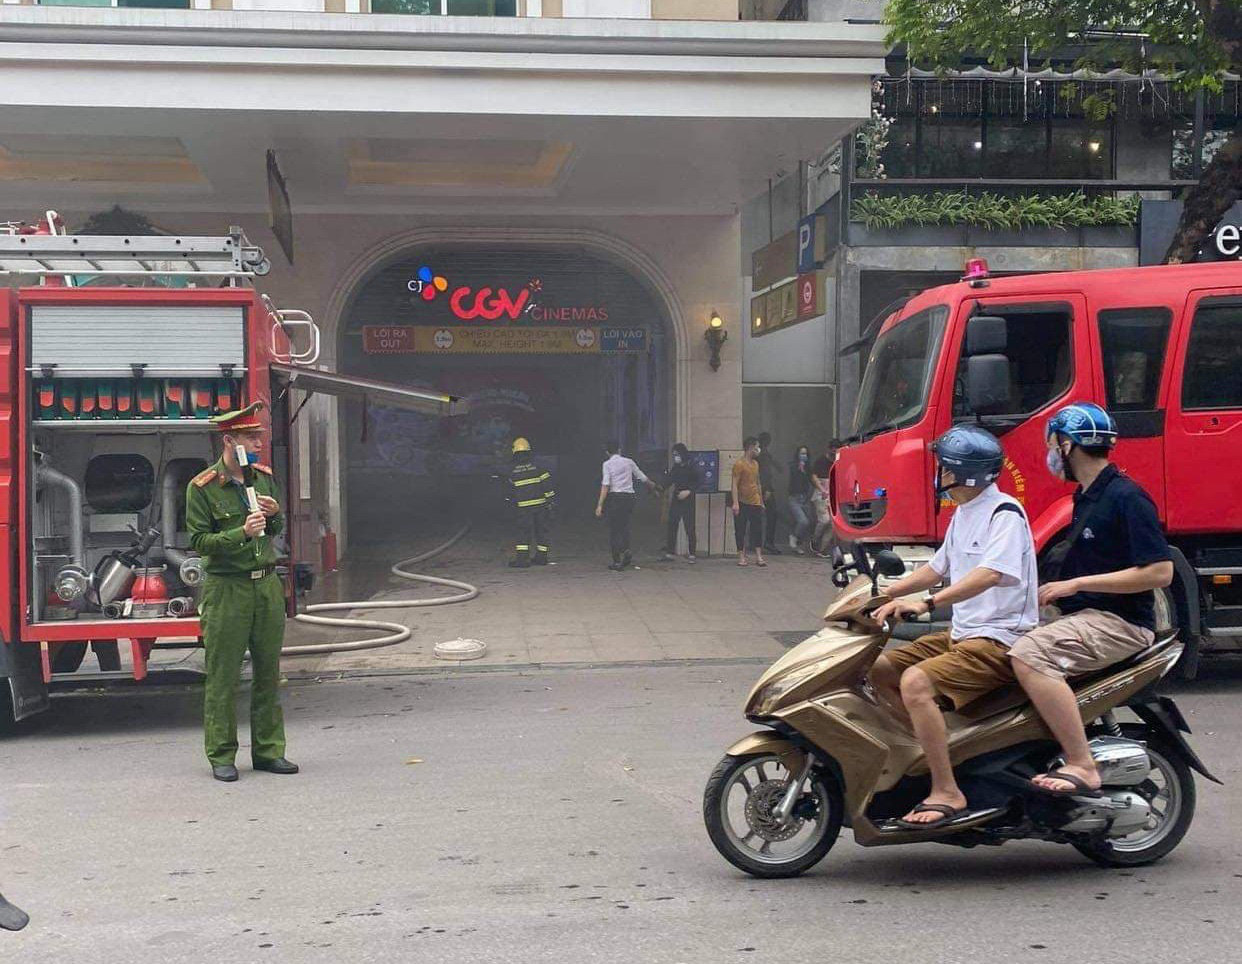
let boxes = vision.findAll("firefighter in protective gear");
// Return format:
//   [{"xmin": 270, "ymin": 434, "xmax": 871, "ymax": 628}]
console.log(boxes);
[
  {"xmin": 185, "ymin": 401, "xmax": 297, "ymax": 783},
  {"xmin": 508, "ymin": 437, "xmax": 555, "ymax": 568}
]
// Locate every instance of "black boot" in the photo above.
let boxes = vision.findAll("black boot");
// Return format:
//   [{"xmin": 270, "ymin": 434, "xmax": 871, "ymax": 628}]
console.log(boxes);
[
  {"xmin": 0, "ymin": 893, "xmax": 29, "ymax": 932},
  {"xmin": 253, "ymin": 757, "xmax": 299, "ymax": 775},
  {"xmin": 509, "ymin": 558, "xmax": 531, "ymax": 569}
]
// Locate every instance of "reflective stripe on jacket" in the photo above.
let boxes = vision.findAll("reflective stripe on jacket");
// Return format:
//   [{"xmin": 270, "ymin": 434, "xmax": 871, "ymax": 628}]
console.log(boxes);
[{"xmin": 509, "ymin": 460, "xmax": 555, "ymax": 509}]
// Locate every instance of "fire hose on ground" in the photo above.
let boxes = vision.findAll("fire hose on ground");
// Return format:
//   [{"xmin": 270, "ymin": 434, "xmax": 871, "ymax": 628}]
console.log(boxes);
[{"xmin": 281, "ymin": 523, "xmax": 481, "ymax": 658}]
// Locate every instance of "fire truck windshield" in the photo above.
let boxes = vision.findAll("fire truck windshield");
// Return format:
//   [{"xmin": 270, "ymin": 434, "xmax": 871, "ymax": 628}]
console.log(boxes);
[{"xmin": 852, "ymin": 305, "xmax": 948, "ymax": 439}]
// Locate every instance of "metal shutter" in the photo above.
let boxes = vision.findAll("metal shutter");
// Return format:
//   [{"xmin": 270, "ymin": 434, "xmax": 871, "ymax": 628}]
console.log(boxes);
[{"xmin": 30, "ymin": 306, "xmax": 245, "ymax": 376}]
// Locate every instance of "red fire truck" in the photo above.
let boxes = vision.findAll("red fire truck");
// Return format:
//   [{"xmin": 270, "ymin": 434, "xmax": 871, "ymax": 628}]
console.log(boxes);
[
  {"xmin": 0, "ymin": 216, "xmax": 459, "ymax": 729},
  {"xmin": 831, "ymin": 257, "xmax": 1242, "ymax": 673}
]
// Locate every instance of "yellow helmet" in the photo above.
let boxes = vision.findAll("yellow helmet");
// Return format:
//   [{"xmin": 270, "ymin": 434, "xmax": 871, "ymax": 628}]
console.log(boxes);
[{"xmin": 511, "ymin": 437, "xmax": 531, "ymax": 454}]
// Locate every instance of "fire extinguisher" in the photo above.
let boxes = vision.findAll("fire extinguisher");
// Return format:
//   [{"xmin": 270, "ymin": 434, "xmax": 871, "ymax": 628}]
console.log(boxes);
[{"xmin": 320, "ymin": 515, "xmax": 338, "ymax": 573}]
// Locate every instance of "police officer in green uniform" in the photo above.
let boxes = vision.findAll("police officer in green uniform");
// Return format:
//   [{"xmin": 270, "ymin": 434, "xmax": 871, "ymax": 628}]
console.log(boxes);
[
  {"xmin": 507, "ymin": 437, "xmax": 555, "ymax": 568},
  {"xmin": 186, "ymin": 401, "xmax": 298, "ymax": 783}
]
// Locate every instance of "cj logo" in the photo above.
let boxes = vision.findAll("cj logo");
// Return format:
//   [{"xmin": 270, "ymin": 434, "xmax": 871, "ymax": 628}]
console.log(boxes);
[{"xmin": 409, "ymin": 267, "xmax": 540, "ymax": 322}]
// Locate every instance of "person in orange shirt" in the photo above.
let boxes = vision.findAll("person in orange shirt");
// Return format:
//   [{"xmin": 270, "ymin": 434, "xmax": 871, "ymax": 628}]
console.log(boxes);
[{"xmin": 731, "ymin": 437, "xmax": 766, "ymax": 567}]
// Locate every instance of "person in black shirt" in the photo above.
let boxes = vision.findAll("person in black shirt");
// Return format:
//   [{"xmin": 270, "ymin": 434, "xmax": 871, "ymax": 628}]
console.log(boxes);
[
  {"xmin": 786, "ymin": 444, "xmax": 814, "ymax": 554},
  {"xmin": 1008, "ymin": 403, "xmax": 1173, "ymax": 796},
  {"xmin": 756, "ymin": 431, "xmax": 783, "ymax": 555},
  {"xmin": 661, "ymin": 443, "xmax": 700, "ymax": 562}
]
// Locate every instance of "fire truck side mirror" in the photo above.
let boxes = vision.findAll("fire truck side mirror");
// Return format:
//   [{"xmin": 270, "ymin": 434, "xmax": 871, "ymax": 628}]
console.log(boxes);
[
  {"xmin": 966, "ymin": 354, "xmax": 1012, "ymax": 416},
  {"xmin": 965, "ymin": 315, "xmax": 1008, "ymax": 356}
]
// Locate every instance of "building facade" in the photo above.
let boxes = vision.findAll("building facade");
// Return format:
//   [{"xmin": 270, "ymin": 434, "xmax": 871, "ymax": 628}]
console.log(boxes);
[{"xmin": 0, "ymin": 3, "xmax": 886, "ymax": 554}]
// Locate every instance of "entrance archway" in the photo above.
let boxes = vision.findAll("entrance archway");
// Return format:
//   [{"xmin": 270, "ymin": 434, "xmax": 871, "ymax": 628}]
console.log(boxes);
[{"xmin": 331, "ymin": 239, "xmax": 680, "ymax": 550}]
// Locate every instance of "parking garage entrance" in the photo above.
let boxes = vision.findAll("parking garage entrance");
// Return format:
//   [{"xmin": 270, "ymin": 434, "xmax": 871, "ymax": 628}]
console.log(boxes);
[{"xmin": 338, "ymin": 245, "xmax": 674, "ymax": 551}]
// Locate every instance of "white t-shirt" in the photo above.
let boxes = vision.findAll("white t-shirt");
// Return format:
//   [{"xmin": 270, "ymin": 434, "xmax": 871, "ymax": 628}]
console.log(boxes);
[
  {"xmin": 929, "ymin": 484, "xmax": 1038, "ymax": 646},
  {"xmin": 601, "ymin": 454, "xmax": 648, "ymax": 494}
]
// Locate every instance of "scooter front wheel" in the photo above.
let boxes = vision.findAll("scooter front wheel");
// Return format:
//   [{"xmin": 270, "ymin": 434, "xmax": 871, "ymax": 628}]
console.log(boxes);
[{"xmin": 703, "ymin": 752, "xmax": 843, "ymax": 879}]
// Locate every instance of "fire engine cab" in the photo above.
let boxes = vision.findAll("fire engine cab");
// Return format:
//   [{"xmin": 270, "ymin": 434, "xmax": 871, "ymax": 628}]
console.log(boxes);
[
  {"xmin": 0, "ymin": 214, "xmax": 461, "ymax": 729},
  {"xmin": 832, "ymin": 257, "xmax": 1242, "ymax": 674}
]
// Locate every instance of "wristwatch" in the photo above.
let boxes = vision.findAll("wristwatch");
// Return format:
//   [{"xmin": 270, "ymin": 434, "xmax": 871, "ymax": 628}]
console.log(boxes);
[{"xmin": 922, "ymin": 595, "xmax": 938, "ymax": 614}]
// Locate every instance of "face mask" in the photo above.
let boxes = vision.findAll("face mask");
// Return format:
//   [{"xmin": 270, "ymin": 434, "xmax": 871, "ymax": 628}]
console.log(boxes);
[
  {"xmin": 1046, "ymin": 447, "xmax": 1067, "ymax": 480},
  {"xmin": 754, "ymin": 446, "xmax": 762, "ymax": 456},
  {"xmin": 798, "ymin": 454, "xmax": 808, "ymax": 464},
  {"xmin": 672, "ymin": 454, "xmax": 683, "ymax": 465}
]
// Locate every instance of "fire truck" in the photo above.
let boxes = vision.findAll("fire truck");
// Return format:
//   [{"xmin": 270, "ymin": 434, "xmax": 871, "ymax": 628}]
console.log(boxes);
[
  {"xmin": 0, "ymin": 214, "xmax": 459, "ymax": 729},
  {"xmin": 831, "ymin": 257, "xmax": 1242, "ymax": 674}
]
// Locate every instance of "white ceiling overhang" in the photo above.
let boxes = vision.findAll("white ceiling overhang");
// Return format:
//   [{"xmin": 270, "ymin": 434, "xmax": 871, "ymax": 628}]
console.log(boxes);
[{"xmin": 0, "ymin": 9, "xmax": 889, "ymax": 216}]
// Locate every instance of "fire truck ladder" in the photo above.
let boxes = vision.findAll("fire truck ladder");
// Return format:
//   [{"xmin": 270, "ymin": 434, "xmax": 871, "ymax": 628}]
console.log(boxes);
[{"xmin": 0, "ymin": 226, "xmax": 271, "ymax": 279}]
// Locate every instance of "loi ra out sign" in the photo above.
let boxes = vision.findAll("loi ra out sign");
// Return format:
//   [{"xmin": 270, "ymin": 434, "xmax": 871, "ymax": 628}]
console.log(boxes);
[{"xmin": 363, "ymin": 325, "xmax": 645, "ymax": 355}]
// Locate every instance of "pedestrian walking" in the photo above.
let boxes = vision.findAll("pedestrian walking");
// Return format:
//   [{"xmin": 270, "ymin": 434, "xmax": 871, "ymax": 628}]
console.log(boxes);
[
  {"xmin": 596, "ymin": 441, "xmax": 657, "ymax": 570},
  {"xmin": 731, "ymin": 437, "xmax": 766, "ymax": 567},
  {"xmin": 810, "ymin": 452, "xmax": 835, "ymax": 556},
  {"xmin": 661, "ymin": 442, "xmax": 700, "ymax": 562},
  {"xmin": 786, "ymin": 444, "xmax": 814, "ymax": 554},
  {"xmin": 186, "ymin": 401, "xmax": 298, "ymax": 783},
  {"xmin": 0, "ymin": 892, "xmax": 28, "ymax": 932},
  {"xmin": 757, "ymin": 431, "xmax": 783, "ymax": 555},
  {"xmin": 506, "ymin": 437, "xmax": 556, "ymax": 568}
]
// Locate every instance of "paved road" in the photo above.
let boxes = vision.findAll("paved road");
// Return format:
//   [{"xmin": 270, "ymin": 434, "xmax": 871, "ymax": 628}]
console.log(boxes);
[{"xmin": 3, "ymin": 659, "xmax": 1241, "ymax": 963}]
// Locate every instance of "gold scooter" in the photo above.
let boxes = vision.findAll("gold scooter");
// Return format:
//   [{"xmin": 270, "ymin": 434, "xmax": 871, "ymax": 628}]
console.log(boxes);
[{"xmin": 704, "ymin": 548, "xmax": 1218, "ymax": 878}]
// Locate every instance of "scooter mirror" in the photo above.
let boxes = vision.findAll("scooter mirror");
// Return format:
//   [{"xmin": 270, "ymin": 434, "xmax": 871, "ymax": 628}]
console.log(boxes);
[{"xmin": 873, "ymin": 550, "xmax": 906, "ymax": 578}]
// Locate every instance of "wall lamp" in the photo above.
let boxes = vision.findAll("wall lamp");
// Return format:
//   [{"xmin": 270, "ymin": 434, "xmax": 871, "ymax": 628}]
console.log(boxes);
[{"xmin": 705, "ymin": 311, "xmax": 728, "ymax": 371}]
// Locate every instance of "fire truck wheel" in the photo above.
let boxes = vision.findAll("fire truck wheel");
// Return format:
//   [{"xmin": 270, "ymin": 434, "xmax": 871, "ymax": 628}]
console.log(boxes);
[
  {"xmin": 49, "ymin": 642, "xmax": 87, "ymax": 675},
  {"xmin": 0, "ymin": 689, "xmax": 17, "ymax": 735}
]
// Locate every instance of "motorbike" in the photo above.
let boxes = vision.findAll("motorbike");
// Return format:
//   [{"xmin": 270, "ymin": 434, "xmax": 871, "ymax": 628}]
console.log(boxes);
[{"xmin": 704, "ymin": 547, "xmax": 1219, "ymax": 878}]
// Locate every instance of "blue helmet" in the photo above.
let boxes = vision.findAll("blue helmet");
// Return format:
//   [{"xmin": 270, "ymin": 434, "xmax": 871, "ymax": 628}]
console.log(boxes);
[
  {"xmin": 1047, "ymin": 402, "xmax": 1117, "ymax": 449},
  {"xmin": 932, "ymin": 425, "xmax": 1004, "ymax": 491}
]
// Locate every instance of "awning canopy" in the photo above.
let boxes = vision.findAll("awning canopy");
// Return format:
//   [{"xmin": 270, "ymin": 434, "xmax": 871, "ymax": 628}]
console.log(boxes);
[{"xmin": 271, "ymin": 363, "xmax": 467, "ymax": 418}]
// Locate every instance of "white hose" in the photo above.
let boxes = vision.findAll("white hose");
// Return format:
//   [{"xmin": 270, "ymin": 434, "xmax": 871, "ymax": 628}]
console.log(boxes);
[{"xmin": 282, "ymin": 523, "xmax": 479, "ymax": 656}]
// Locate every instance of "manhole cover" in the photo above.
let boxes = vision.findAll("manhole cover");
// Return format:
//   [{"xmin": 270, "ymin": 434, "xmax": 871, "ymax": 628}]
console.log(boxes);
[{"xmin": 434, "ymin": 638, "xmax": 488, "ymax": 661}]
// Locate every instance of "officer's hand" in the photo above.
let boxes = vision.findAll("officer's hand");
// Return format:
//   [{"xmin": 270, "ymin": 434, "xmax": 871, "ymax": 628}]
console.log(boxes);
[
  {"xmin": 243, "ymin": 511, "xmax": 267, "ymax": 538},
  {"xmin": 595, "ymin": 506, "xmax": 604, "ymax": 519},
  {"xmin": 256, "ymin": 495, "xmax": 280, "ymax": 517}
]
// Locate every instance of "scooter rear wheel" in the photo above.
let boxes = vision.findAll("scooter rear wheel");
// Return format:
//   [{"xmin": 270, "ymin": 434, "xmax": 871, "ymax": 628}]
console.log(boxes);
[
  {"xmin": 1072, "ymin": 726, "xmax": 1196, "ymax": 868},
  {"xmin": 704, "ymin": 753, "xmax": 843, "ymax": 879}
]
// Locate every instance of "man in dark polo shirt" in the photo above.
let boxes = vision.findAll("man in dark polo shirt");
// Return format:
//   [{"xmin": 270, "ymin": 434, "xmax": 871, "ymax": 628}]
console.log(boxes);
[{"xmin": 1008, "ymin": 403, "xmax": 1173, "ymax": 796}]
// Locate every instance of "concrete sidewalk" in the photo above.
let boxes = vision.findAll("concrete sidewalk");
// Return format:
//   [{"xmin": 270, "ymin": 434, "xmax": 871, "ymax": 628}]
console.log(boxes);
[{"xmin": 281, "ymin": 521, "xmax": 837, "ymax": 675}]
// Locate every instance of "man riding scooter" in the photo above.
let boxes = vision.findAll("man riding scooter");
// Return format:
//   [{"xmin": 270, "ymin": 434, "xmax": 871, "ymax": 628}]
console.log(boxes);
[
  {"xmin": 871, "ymin": 426, "xmax": 1039, "ymax": 828},
  {"xmin": 1008, "ymin": 402, "xmax": 1174, "ymax": 796}
]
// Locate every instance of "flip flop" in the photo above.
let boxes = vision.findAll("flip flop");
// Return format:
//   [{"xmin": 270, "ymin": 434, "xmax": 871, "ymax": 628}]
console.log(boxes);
[
  {"xmin": 756, "ymin": 560, "xmax": 768, "ymax": 568},
  {"xmin": 892, "ymin": 803, "xmax": 972, "ymax": 830},
  {"xmin": 1030, "ymin": 769, "xmax": 1101, "ymax": 797}
]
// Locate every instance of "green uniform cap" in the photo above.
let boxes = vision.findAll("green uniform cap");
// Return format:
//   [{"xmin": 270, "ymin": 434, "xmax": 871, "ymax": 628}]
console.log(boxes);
[{"xmin": 209, "ymin": 400, "xmax": 265, "ymax": 432}]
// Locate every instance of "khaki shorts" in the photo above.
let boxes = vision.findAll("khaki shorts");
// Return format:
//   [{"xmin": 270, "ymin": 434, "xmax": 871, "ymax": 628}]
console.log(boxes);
[
  {"xmin": 883, "ymin": 630, "xmax": 1015, "ymax": 710},
  {"xmin": 1009, "ymin": 608, "xmax": 1155, "ymax": 680}
]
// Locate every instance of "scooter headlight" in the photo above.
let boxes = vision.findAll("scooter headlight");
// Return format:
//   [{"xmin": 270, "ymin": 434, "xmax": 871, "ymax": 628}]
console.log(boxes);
[{"xmin": 751, "ymin": 661, "xmax": 825, "ymax": 717}]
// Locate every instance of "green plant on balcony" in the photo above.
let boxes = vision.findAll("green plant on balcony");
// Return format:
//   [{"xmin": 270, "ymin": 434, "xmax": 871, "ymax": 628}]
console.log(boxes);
[{"xmin": 850, "ymin": 191, "xmax": 1140, "ymax": 231}]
